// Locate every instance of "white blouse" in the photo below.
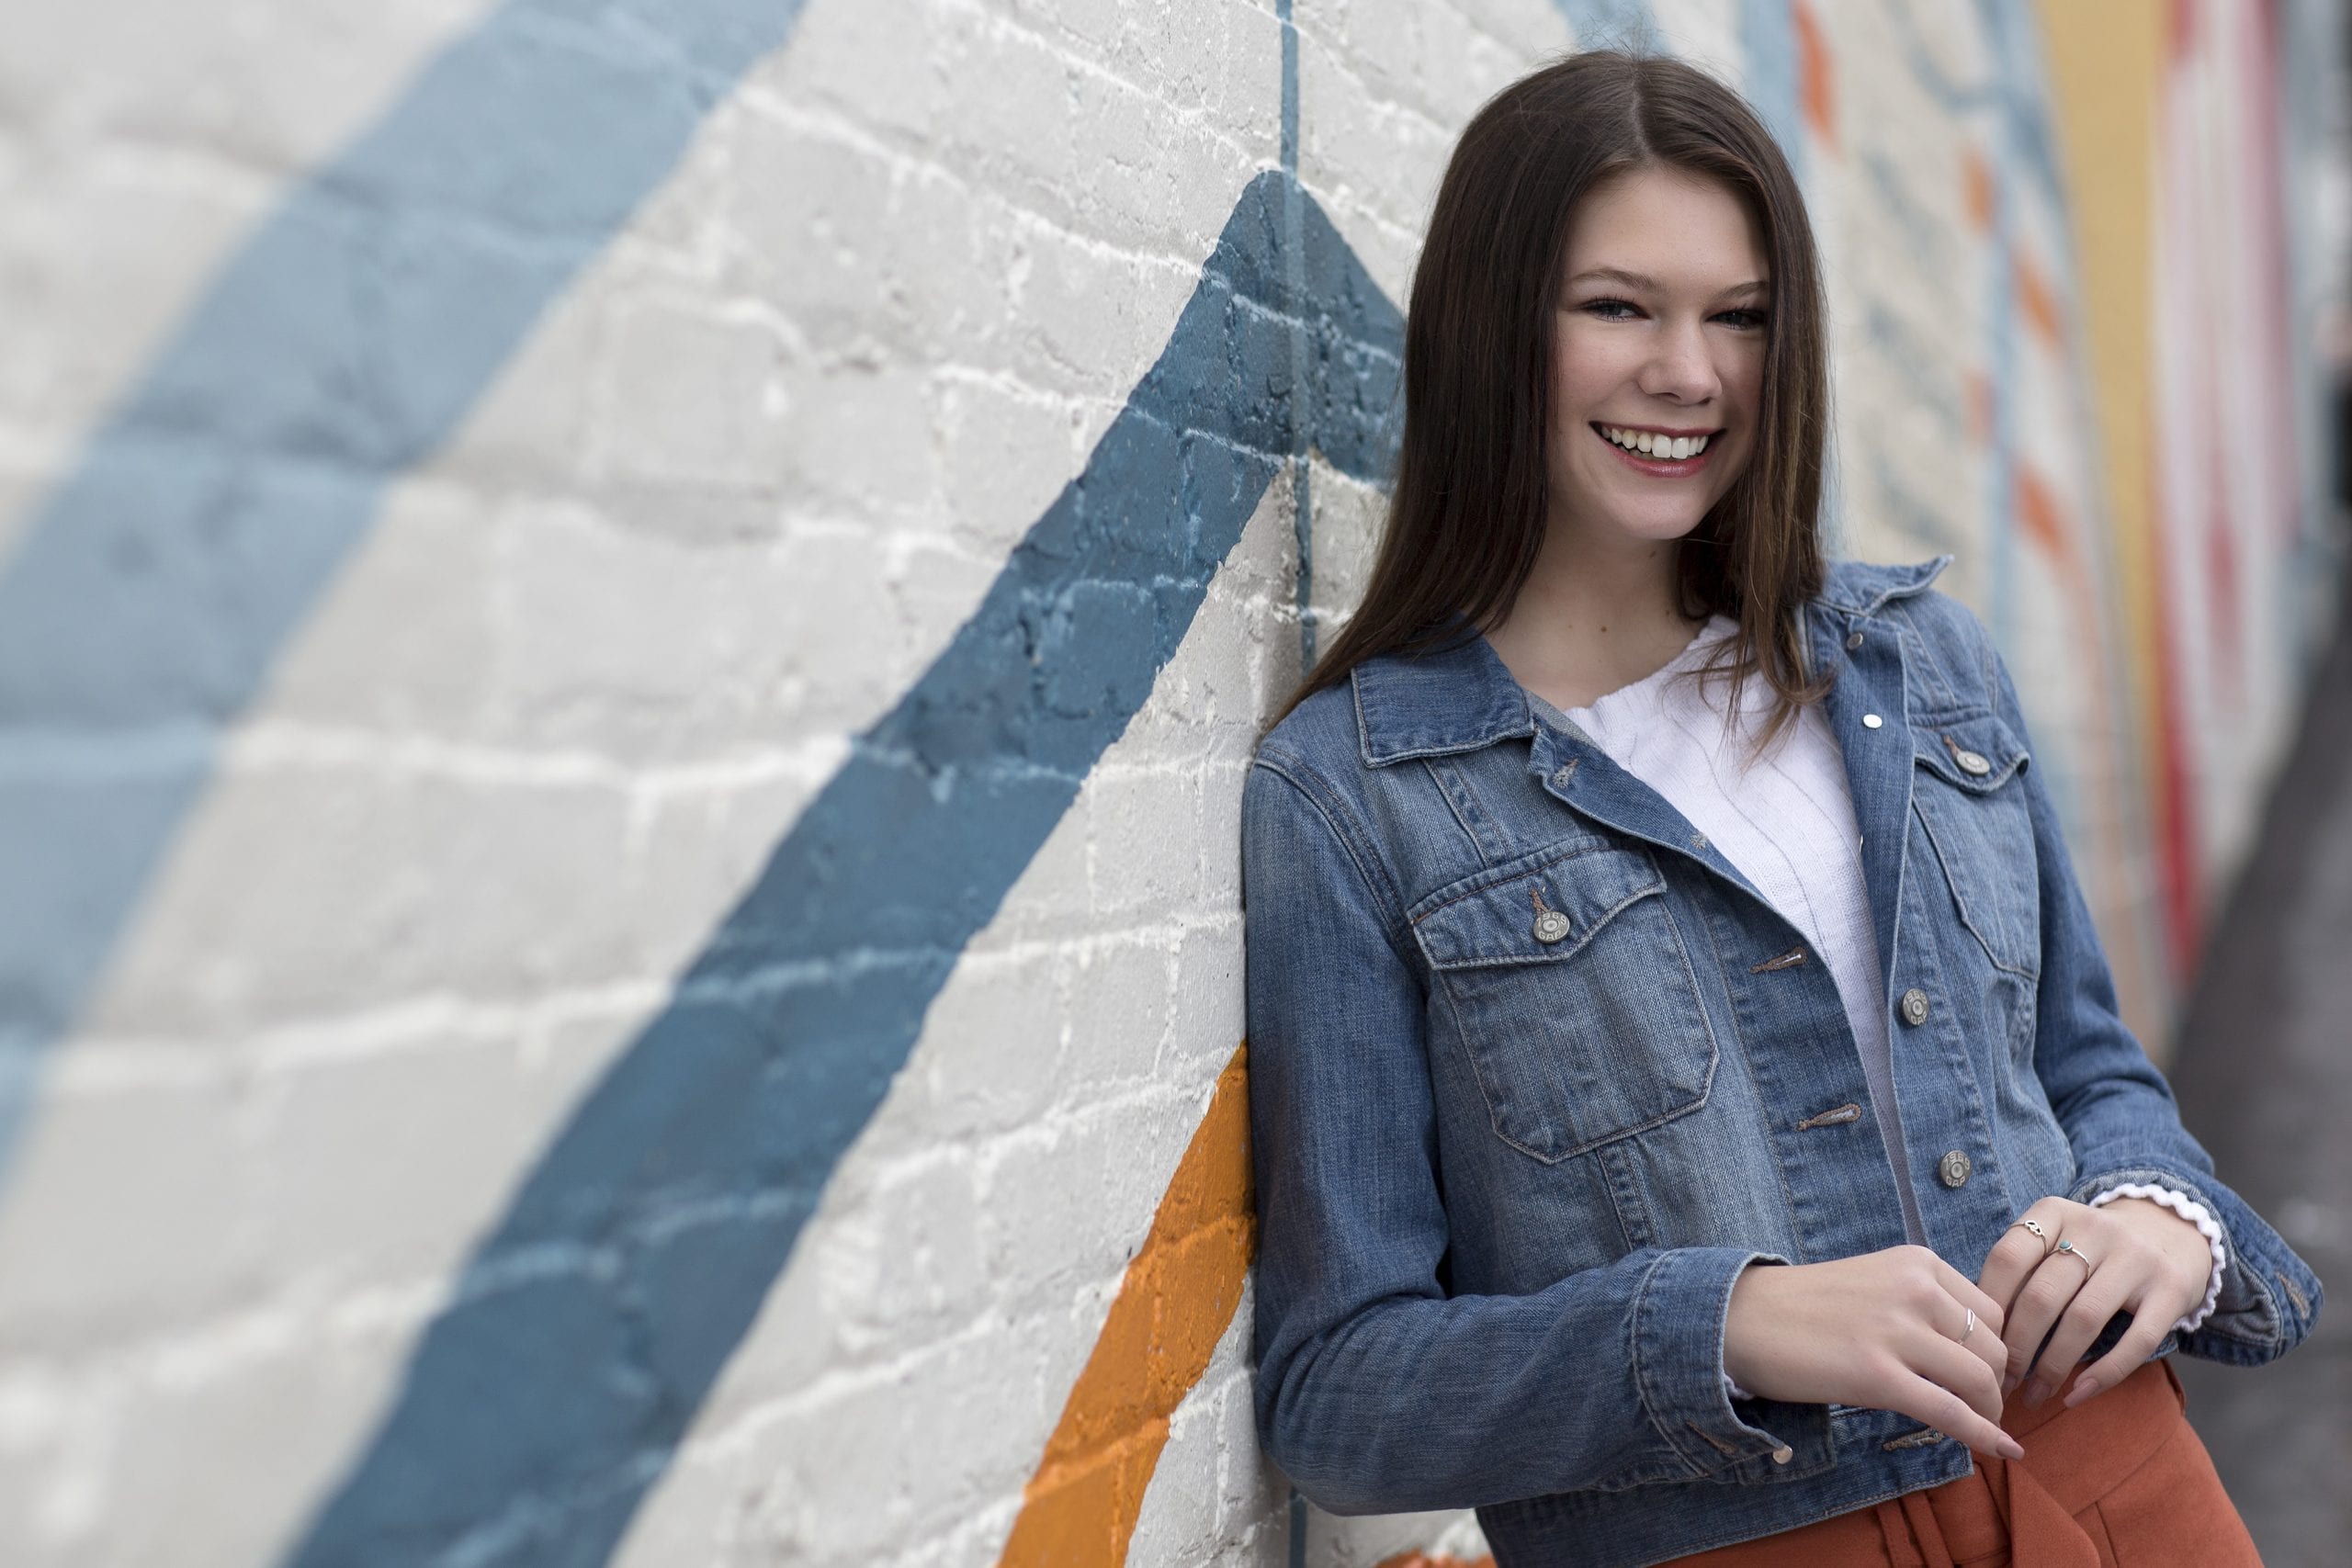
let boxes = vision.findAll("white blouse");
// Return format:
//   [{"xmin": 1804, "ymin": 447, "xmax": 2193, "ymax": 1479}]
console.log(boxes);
[{"xmin": 1519, "ymin": 616, "xmax": 2224, "ymax": 1342}]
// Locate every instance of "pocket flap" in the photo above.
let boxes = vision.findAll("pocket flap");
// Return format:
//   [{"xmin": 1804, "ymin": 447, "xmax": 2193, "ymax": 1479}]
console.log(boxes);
[
  {"xmin": 1410, "ymin": 842, "xmax": 1665, "ymax": 970},
  {"xmin": 1914, "ymin": 713, "xmax": 2030, "ymax": 792}
]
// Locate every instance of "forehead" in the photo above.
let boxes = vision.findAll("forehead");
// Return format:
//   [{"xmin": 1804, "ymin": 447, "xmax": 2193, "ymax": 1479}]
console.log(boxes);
[{"xmin": 1561, "ymin": 166, "xmax": 1766, "ymax": 280}]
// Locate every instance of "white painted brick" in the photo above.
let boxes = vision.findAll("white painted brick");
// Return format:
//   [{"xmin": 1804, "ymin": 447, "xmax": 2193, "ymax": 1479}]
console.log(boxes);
[
  {"xmin": 1061, "ymin": 936, "xmax": 1176, "ymax": 1093},
  {"xmin": 597, "ymin": 294, "xmax": 791, "ymax": 492},
  {"xmin": 1087, "ymin": 760, "xmax": 1209, "ymax": 920},
  {"xmin": 0, "ymin": 1075, "xmax": 259, "ymax": 1348},
  {"xmin": 977, "ymin": 1096, "xmax": 1192, "ymax": 1318},
  {"xmin": 872, "ymin": 947, "xmax": 1069, "ymax": 1145},
  {"xmin": 87, "ymin": 761, "xmax": 636, "ymax": 1033},
  {"xmin": 258, "ymin": 477, "xmax": 502, "ymax": 738},
  {"xmin": 248, "ymin": 1026, "xmax": 552, "ymax": 1291},
  {"xmin": 0, "ymin": 154, "xmax": 266, "ymax": 437},
  {"xmin": 735, "ymin": 1324, "xmax": 1053, "ymax": 1564}
]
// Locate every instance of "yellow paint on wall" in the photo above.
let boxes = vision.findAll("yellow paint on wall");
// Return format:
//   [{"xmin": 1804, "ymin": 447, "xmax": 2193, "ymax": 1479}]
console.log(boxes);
[
  {"xmin": 2032, "ymin": 0, "xmax": 2170, "ymax": 1041},
  {"xmin": 997, "ymin": 1044, "xmax": 1256, "ymax": 1568}
]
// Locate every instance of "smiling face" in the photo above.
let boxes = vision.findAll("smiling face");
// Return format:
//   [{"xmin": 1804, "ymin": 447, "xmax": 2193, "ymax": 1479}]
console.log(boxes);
[{"xmin": 1546, "ymin": 164, "xmax": 1770, "ymax": 556}]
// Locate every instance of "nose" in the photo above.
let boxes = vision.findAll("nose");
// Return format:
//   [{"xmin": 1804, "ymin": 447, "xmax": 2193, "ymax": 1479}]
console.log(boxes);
[{"xmin": 1637, "ymin": 315, "xmax": 1722, "ymax": 405}]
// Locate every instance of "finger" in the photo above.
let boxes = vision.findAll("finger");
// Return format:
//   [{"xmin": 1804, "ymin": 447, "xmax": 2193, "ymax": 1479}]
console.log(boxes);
[
  {"xmin": 1957, "ymin": 1297, "xmax": 2008, "ymax": 1384},
  {"xmin": 2024, "ymin": 1263, "xmax": 2136, "ymax": 1404},
  {"xmin": 1905, "ymin": 1323, "xmax": 2007, "ymax": 1427},
  {"xmin": 1917, "ymin": 1263, "xmax": 2008, "ymax": 1385},
  {"xmin": 1998, "ymin": 1251, "xmax": 2091, "ymax": 1391},
  {"xmin": 1978, "ymin": 1198, "xmax": 2071, "ymax": 1317},
  {"xmin": 2065, "ymin": 1303, "xmax": 2177, "ymax": 1410},
  {"xmin": 1928, "ymin": 1254, "xmax": 2009, "ymax": 1342},
  {"xmin": 1894, "ymin": 1371, "xmax": 2025, "ymax": 1463}
]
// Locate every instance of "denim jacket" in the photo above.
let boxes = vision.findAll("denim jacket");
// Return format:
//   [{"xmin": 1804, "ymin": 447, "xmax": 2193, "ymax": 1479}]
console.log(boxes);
[{"xmin": 1239, "ymin": 555, "xmax": 2321, "ymax": 1568}]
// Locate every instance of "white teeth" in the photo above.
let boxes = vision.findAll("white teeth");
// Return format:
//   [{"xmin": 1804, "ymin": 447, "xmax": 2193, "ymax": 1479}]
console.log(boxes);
[{"xmin": 1601, "ymin": 426, "xmax": 1711, "ymax": 459}]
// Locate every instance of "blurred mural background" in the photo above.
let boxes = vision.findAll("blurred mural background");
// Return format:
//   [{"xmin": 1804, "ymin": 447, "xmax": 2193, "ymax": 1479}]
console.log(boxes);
[{"xmin": 0, "ymin": 1, "xmax": 2344, "ymax": 1565}]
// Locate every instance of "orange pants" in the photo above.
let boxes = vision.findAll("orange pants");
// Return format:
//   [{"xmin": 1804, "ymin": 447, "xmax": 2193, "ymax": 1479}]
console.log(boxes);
[{"xmin": 1670, "ymin": 1359, "xmax": 2260, "ymax": 1567}]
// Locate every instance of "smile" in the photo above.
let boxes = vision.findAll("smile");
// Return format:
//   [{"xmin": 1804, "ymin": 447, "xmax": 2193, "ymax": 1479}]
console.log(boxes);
[{"xmin": 1592, "ymin": 423, "xmax": 1718, "ymax": 474}]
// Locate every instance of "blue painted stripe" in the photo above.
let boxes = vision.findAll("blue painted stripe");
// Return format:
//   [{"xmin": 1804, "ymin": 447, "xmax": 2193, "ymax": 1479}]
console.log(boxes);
[
  {"xmin": 1552, "ymin": 0, "xmax": 1662, "ymax": 51},
  {"xmin": 0, "ymin": 0, "xmax": 814, "ymax": 1177},
  {"xmin": 277, "ymin": 171, "xmax": 1403, "ymax": 1568},
  {"xmin": 1738, "ymin": 0, "xmax": 1806, "ymax": 185}
]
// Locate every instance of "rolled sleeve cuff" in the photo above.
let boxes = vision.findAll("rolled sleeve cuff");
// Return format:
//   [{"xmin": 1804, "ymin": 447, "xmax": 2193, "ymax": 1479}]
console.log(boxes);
[{"xmin": 1631, "ymin": 1247, "xmax": 1833, "ymax": 1478}]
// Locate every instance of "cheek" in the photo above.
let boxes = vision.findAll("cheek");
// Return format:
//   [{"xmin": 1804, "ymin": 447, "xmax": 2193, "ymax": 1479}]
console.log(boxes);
[{"xmin": 1552, "ymin": 325, "xmax": 1632, "ymax": 411}]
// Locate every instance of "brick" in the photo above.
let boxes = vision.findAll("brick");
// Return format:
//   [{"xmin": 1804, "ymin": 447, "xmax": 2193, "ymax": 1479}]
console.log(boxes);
[
  {"xmin": 0, "ymin": 1069, "xmax": 258, "ymax": 1347},
  {"xmin": 258, "ymin": 477, "xmax": 500, "ymax": 738},
  {"xmin": 85, "ymin": 759, "xmax": 636, "ymax": 1033}
]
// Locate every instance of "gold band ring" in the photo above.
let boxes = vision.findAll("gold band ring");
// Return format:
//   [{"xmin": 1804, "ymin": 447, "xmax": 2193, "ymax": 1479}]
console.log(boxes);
[{"xmin": 2051, "ymin": 1238, "xmax": 2094, "ymax": 1272}]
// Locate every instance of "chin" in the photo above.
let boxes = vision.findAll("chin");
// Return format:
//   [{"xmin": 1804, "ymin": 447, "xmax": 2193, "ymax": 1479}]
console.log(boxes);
[{"xmin": 1606, "ymin": 509, "xmax": 1713, "ymax": 546}]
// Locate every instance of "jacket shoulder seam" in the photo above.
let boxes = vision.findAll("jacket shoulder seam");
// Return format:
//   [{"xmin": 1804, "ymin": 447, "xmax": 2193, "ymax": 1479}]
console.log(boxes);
[{"xmin": 1250, "ymin": 751, "xmax": 1418, "ymax": 968}]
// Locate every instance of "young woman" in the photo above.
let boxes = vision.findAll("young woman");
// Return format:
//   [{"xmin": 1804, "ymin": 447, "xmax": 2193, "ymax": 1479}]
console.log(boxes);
[{"xmin": 1238, "ymin": 51, "xmax": 2320, "ymax": 1567}]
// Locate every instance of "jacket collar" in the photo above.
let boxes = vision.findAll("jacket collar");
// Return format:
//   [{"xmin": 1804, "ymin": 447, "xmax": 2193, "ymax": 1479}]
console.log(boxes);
[{"xmin": 1350, "ymin": 553, "xmax": 1953, "ymax": 768}]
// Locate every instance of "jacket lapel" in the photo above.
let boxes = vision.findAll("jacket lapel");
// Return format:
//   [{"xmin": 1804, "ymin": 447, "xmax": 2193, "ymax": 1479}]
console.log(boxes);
[{"xmin": 1808, "ymin": 601, "xmax": 1917, "ymax": 1007}]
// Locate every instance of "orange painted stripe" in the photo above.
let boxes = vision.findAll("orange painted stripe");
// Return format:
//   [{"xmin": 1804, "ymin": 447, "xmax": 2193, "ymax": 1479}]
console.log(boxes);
[
  {"xmin": 1962, "ymin": 146, "xmax": 1996, "ymax": 232},
  {"xmin": 997, "ymin": 1043, "xmax": 1257, "ymax": 1568},
  {"xmin": 2012, "ymin": 248, "xmax": 2066, "ymax": 350},
  {"xmin": 2014, "ymin": 463, "xmax": 2075, "ymax": 569},
  {"xmin": 1793, "ymin": 0, "xmax": 1837, "ymax": 145}
]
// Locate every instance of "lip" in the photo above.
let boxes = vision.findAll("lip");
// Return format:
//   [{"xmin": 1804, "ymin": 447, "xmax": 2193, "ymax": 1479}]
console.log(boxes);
[
  {"xmin": 1590, "ymin": 422, "xmax": 1720, "ymax": 477},
  {"xmin": 1599, "ymin": 423, "xmax": 1718, "ymax": 438}
]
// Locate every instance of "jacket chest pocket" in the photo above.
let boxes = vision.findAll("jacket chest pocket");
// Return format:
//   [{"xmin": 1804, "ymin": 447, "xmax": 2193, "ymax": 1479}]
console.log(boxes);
[
  {"xmin": 1409, "ymin": 842, "xmax": 1719, "ymax": 1164},
  {"xmin": 1909, "ymin": 713, "xmax": 2041, "ymax": 977}
]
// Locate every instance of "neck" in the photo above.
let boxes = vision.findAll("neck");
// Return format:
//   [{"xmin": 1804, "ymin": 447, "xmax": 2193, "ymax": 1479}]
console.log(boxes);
[{"xmin": 1482, "ymin": 528, "xmax": 1708, "ymax": 712}]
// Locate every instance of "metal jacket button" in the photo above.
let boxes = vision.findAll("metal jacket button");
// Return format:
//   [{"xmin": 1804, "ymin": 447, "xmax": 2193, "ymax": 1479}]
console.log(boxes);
[
  {"xmin": 1770, "ymin": 1445, "xmax": 1794, "ymax": 1465},
  {"xmin": 1955, "ymin": 749, "xmax": 1992, "ymax": 775},
  {"xmin": 1862, "ymin": 712, "xmax": 1884, "ymax": 728},
  {"xmin": 1939, "ymin": 1150, "xmax": 1973, "ymax": 1189},
  {"xmin": 1899, "ymin": 987, "xmax": 1930, "ymax": 1026},
  {"xmin": 1846, "ymin": 630, "xmax": 1864, "ymax": 649},
  {"xmin": 1532, "ymin": 909, "xmax": 1571, "ymax": 943}
]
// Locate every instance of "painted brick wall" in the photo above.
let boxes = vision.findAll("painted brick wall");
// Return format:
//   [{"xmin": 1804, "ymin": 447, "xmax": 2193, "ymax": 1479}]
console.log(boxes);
[{"xmin": 0, "ymin": 3, "xmax": 2336, "ymax": 1566}]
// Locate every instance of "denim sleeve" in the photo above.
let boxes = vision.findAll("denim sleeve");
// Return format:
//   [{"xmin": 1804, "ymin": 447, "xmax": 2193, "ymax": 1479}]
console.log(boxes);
[
  {"xmin": 1240, "ymin": 755, "xmax": 1823, "ymax": 1513},
  {"xmin": 1987, "ymin": 641, "xmax": 2324, "ymax": 1368}
]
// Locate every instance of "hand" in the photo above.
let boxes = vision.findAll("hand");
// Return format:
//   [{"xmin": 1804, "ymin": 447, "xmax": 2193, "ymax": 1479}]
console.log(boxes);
[
  {"xmin": 1723, "ymin": 1246, "xmax": 2023, "ymax": 1461},
  {"xmin": 1977, "ymin": 1196, "xmax": 2212, "ymax": 1410}
]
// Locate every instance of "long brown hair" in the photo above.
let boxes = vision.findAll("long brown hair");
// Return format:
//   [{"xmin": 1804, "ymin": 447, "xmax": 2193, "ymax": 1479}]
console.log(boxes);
[{"xmin": 1267, "ymin": 51, "xmax": 1834, "ymax": 750}]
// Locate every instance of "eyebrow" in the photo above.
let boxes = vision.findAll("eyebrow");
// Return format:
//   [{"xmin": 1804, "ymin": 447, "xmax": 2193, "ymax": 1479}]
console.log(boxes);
[{"xmin": 1566, "ymin": 266, "xmax": 1770, "ymax": 299}]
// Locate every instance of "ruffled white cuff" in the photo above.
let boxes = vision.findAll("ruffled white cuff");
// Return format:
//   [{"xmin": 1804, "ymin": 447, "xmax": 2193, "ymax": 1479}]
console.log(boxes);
[
  {"xmin": 2086, "ymin": 1182, "xmax": 2228, "ymax": 1335},
  {"xmin": 1724, "ymin": 1371, "xmax": 1753, "ymax": 1403}
]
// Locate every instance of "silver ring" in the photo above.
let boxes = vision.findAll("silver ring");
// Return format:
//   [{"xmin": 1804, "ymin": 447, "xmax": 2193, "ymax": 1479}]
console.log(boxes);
[
  {"xmin": 2052, "ymin": 1238, "xmax": 2094, "ymax": 1272},
  {"xmin": 1959, "ymin": 1307, "xmax": 1977, "ymax": 1344},
  {"xmin": 2008, "ymin": 1217, "xmax": 2053, "ymax": 1257}
]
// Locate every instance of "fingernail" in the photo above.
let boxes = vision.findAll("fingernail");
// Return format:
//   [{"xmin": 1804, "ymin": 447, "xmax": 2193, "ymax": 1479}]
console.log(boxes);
[
  {"xmin": 2062, "ymin": 1376, "xmax": 2099, "ymax": 1408},
  {"xmin": 2000, "ymin": 1371, "xmax": 2020, "ymax": 1395},
  {"xmin": 2023, "ymin": 1381, "xmax": 2051, "ymax": 1408},
  {"xmin": 2004, "ymin": 1439, "xmax": 2026, "ymax": 1461}
]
